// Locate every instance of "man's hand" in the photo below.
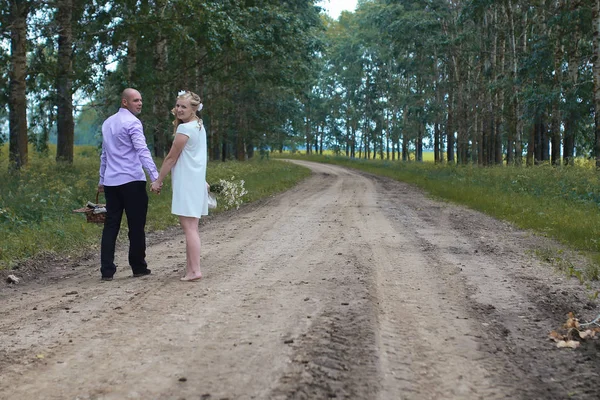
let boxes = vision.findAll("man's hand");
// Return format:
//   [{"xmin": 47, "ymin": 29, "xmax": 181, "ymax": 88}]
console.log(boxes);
[
  {"xmin": 150, "ymin": 180, "xmax": 162, "ymax": 194},
  {"xmin": 98, "ymin": 184, "xmax": 104, "ymax": 193}
]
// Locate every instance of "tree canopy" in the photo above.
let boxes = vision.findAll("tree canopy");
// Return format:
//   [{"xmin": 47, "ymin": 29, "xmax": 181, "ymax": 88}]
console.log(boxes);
[{"xmin": 2, "ymin": 0, "xmax": 600, "ymax": 167}]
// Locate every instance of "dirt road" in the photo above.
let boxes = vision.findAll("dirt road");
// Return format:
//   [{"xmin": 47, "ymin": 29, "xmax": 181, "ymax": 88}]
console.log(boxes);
[{"xmin": 1, "ymin": 160, "xmax": 599, "ymax": 400}]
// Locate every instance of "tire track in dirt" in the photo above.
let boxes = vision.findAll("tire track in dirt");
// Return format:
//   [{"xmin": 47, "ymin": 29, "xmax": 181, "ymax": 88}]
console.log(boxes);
[
  {"xmin": 366, "ymin": 171, "xmax": 600, "ymax": 400},
  {"xmin": 346, "ymin": 172, "xmax": 512, "ymax": 399}
]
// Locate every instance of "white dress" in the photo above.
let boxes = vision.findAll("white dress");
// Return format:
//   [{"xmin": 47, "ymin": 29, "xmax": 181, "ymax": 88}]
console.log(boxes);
[{"xmin": 171, "ymin": 120, "xmax": 208, "ymax": 218}]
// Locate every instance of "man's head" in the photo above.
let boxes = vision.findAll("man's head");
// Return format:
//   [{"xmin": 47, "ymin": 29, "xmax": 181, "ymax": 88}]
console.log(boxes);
[{"xmin": 121, "ymin": 88, "xmax": 143, "ymax": 115}]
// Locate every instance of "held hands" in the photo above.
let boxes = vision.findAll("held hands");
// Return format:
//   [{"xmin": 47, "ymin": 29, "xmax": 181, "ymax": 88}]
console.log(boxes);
[{"xmin": 150, "ymin": 180, "xmax": 163, "ymax": 194}]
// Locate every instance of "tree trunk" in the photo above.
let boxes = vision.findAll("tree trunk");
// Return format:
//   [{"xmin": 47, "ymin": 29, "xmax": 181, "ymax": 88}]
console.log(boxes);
[
  {"xmin": 305, "ymin": 99, "xmax": 312, "ymax": 155},
  {"xmin": 152, "ymin": 34, "xmax": 167, "ymax": 157},
  {"xmin": 526, "ymin": 122, "xmax": 535, "ymax": 167},
  {"xmin": 210, "ymin": 110, "xmax": 219, "ymax": 161},
  {"xmin": 551, "ymin": 37, "xmax": 562, "ymax": 166},
  {"xmin": 447, "ymin": 82, "xmax": 455, "ymax": 163},
  {"xmin": 480, "ymin": 64, "xmax": 487, "ymax": 166},
  {"xmin": 402, "ymin": 104, "xmax": 409, "ymax": 161},
  {"xmin": 385, "ymin": 112, "xmax": 390, "ymax": 160},
  {"xmin": 152, "ymin": 0, "xmax": 168, "ymax": 157},
  {"xmin": 505, "ymin": 0, "xmax": 523, "ymax": 165},
  {"xmin": 468, "ymin": 66, "xmax": 478, "ymax": 164},
  {"xmin": 319, "ymin": 128, "xmax": 323, "ymax": 155},
  {"xmin": 236, "ymin": 102, "xmax": 246, "ymax": 161},
  {"xmin": 495, "ymin": 28, "xmax": 505, "ymax": 165},
  {"xmin": 541, "ymin": 118, "xmax": 550, "ymax": 162},
  {"xmin": 345, "ymin": 120, "xmax": 350, "ymax": 157},
  {"xmin": 364, "ymin": 119, "xmax": 370, "ymax": 159},
  {"xmin": 209, "ymin": 83, "xmax": 221, "ymax": 161},
  {"xmin": 351, "ymin": 119, "xmax": 356, "ymax": 158},
  {"xmin": 454, "ymin": 56, "xmax": 468, "ymax": 164},
  {"xmin": 516, "ymin": 10, "xmax": 528, "ymax": 166},
  {"xmin": 533, "ymin": 117, "xmax": 542, "ymax": 164},
  {"xmin": 434, "ymin": 49, "xmax": 441, "ymax": 164},
  {"xmin": 376, "ymin": 116, "xmax": 384, "ymax": 160},
  {"xmin": 563, "ymin": 26, "xmax": 579, "ymax": 165},
  {"xmin": 417, "ymin": 121, "xmax": 423, "ymax": 162},
  {"xmin": 56, "ymin": 0, "xmax": 74, "ymax": 164},
  {"xmin": 594, "ymin": 0, "xmax": 600, "ymax": 167},
  {"xmin": 127, "ymin": 34, "xmax": 137, "ymax": 86},
  {"xmin": 8, "ymin": 0, "xmax": 29, "ymax": 170},
  {"xmin": 486, "ymin": 9, "xmax": 497, "ymax": 166},
  {"xmin": 434, "ymin": 123, "xmax": 440, "ymax": 164},
  {"xmin": 477, "ymin": 88, "xmax": 484, "ymax": 165}
]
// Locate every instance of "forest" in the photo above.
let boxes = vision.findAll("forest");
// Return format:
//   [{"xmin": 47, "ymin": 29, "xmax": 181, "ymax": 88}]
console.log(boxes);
[{"xmin": 1, "ymin": 0, "xmax": 600, "ymax": 168}]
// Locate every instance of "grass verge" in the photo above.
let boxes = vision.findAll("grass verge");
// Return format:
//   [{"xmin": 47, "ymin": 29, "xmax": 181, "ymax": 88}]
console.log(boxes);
[{"xmin": 0, "ymin": 148, "xmax": 310, "ymax": 270}]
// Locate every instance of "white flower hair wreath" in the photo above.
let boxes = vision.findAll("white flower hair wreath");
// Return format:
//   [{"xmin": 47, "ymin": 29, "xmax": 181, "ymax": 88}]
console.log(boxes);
[{"xmin": 176, "ymin": 90, "xmax": 203, "ymax": 112}]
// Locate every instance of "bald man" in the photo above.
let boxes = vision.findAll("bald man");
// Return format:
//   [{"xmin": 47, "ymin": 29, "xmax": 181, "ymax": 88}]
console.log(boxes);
[{"xmin": 98, "ymin": 88, "xmax": 159, "ymax": 281}]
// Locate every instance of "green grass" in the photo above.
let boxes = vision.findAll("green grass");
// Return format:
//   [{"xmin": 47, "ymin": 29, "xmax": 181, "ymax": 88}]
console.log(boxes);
[
  {"xmin": 273, "ymin": 152, "xmax": 600, "ymax": 279},
  {"xmin": 0, "ymin": 146, "xmax": 310, "ymax": 270}
]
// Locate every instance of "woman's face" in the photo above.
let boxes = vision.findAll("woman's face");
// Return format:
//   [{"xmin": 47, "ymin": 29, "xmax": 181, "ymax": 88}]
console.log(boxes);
[{"xmin": 175, "ymin": 97, "xmax": 196, "ymax": 122}]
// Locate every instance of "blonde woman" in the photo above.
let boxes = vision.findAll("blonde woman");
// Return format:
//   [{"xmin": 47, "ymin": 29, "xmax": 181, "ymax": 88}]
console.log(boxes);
[{"xmin": 151, "ymin": 91, "xmax": 208, "ymax": 281}]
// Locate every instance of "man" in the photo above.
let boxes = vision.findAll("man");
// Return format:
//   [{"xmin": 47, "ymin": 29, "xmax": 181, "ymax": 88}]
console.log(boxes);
[{"xmin": 98, "ymin": 88, "xmax": 160, "ymax": 281}]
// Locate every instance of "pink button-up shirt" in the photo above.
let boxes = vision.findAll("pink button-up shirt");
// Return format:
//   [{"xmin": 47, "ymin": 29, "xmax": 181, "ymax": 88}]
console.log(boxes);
[{"xmin": 99, "ymin": 108, "xmax": 158, "ymax": 186}]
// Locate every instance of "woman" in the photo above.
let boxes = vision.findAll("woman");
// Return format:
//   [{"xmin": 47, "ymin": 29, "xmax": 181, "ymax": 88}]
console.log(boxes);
[{"xmin": 151, "ymin": 91, "xmax": 208, "ymax": 281}]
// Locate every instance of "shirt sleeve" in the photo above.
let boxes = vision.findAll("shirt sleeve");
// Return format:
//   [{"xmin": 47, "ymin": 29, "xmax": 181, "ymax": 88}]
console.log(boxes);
[
  {"xmin": 129, "ymin": 119, "xmax": 159, "ymax": 182},
  {"xmin": 99, "ymin": 146, "xmax": 107, "ymax": 185},
  {"xmin": 176, "ymin": 123, "xmax": 193, "ymax": 137}
]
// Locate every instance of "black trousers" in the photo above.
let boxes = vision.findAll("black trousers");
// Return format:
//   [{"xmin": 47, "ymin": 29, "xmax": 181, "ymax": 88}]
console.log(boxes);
[{"xmin": 100, "ymin": 181, "xmax": 149, "ymax": 277}]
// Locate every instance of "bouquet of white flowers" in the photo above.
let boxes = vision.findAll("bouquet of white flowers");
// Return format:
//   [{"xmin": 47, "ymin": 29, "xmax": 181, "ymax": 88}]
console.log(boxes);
[{"xmin": 209, "ymin": 176, "xmax": 248, "ymax": 210}]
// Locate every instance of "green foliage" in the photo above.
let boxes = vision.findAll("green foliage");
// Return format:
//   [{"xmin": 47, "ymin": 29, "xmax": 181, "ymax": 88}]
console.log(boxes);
[
  {"xmin": 74, "ymin": 106, "xmax": 102, "ymax": 146},
  {"xmin": 91, "ymin": 0, "xmax": 325, "ymax": 160},
  {"xmin": 0, "ymin": 149, "xmax": 310, "ymax": 270}
]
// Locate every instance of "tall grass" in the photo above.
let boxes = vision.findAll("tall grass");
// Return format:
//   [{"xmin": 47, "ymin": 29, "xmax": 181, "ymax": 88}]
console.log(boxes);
[
  {"xmin": 0, "ymin": 146, "xmax": 310, "ymax": 270},
  {"xmin": 273, "ymin": 152, "xmax": 600, "ymax": 277}
]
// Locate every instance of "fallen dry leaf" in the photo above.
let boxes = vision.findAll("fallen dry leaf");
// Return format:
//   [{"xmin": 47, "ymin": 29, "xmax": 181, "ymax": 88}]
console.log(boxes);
[
  {"xmin": 556, "ymin": 340, "xmax": 580, "ymax": 349},
  {"xmin": 578, "ymin": 329, "xmax": 596, "ymax": 340},
  {"xmin": 548, "ymin": 331, "xmax": 564, "ymax": 342},
  {"xmin": 564, "ymin": 312, "xmax": 580, "ymax": 330}
]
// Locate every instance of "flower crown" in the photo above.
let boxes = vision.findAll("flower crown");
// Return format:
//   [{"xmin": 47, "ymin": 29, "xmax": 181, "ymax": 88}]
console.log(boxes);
[{"xmin": 176, "ymin": 90, "xmax": 203, "ymax": 111}]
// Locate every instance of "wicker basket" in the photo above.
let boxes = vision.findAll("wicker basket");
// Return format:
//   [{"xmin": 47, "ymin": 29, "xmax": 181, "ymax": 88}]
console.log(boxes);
[{"xmin": 73, "ymin": 191, "xmax": 106, "ymax": 224}]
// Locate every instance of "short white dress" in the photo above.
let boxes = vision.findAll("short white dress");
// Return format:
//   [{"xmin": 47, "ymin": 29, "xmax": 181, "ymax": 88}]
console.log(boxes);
[{"xmin": 171, "ymin": 120, "xmax": 208, "ymax": 218}]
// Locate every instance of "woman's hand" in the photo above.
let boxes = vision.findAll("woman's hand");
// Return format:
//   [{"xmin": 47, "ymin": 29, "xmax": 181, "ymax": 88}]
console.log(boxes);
[{"xmin": 151, "ymin": 180, "xmax": 162, "ymax": 194}]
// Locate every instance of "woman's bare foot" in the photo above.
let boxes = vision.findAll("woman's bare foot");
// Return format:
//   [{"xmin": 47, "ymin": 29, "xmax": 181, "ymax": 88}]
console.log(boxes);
[{"xmin": 180, "ymin": 273, "xmax": 202, "ymax": 282}]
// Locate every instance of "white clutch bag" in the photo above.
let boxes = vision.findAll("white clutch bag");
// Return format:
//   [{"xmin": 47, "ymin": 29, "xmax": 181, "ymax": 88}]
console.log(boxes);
[{"xmin": 207, "ymin": 191, "xmax": 217, "ymax": 209}]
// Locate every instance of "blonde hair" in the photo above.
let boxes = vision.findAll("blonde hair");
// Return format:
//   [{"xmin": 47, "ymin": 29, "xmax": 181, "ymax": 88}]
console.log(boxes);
[{"xmin": 172, "ymin": 90, "xmax": 203, "ymax": 135}]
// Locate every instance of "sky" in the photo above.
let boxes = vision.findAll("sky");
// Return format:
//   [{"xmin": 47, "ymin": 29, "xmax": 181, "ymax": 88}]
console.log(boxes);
[{"xmin": 317, "ymin": 0, "xmax": 358, "ymax": 19}]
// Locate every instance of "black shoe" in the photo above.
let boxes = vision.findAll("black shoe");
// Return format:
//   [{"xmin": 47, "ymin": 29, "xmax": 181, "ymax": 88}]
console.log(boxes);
[
  {"xmin": 101, "ymin": 276, "xmax": 113, "ymax": 281},
  {"xmin": 133, "ymin": 269, "xmax": 151, "ymax": 278}
]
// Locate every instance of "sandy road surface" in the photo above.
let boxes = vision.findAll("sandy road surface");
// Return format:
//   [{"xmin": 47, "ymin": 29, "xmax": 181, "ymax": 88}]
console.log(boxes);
[{"xmin": 1, "ymin": 160, "xmax": 600, "ymax": 400}]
